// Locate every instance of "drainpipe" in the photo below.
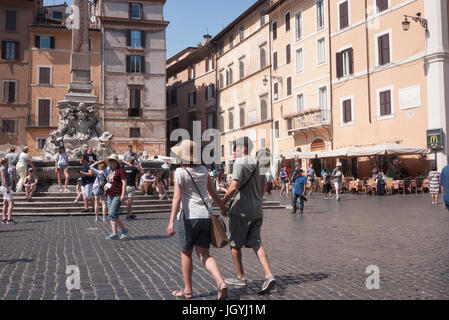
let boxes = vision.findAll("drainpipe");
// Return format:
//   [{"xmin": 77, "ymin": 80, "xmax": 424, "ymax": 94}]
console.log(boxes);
[
  {"xmin": 327, "ymin": 0, "xmax": 334, "ymax": 150},
  {"xmin": 364, "ymin": 0, "xmax": 372, "ymax": 124},
  {"xmin": 267, "ymin": 12, "xmax": 275, "ymax": 175}
]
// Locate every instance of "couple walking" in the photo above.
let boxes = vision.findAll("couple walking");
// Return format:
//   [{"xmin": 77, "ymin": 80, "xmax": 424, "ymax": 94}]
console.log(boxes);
[{"xmin": 167, "ymin": 137, "xmax": 276, "ymax": 300}]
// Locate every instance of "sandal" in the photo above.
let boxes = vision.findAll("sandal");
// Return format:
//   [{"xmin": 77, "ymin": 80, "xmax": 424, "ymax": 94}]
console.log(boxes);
[
  {"xmin": 172, "ymin": 289, "xmax": 193, "ymax": 299},
  {"xmin": 217, "ymin": 282, "xmax": 228, "ymax": 301}
]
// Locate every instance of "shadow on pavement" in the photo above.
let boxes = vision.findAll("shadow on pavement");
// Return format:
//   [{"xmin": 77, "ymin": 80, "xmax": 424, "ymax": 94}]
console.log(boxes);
[
  {"xmin": 0, "ymin": 229, "xmax": 36, "ymax": 233},
  {"xmin": 0, "ymin": 258, "xmax": 33, "ymax": 264},
  {"xmin": 127, "ymin": 234, "xmax": 171, "ymax": 241}
]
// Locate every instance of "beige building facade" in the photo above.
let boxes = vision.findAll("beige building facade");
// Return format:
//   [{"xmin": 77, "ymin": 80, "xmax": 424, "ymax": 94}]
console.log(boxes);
[
  {"xmin": 267, "ymin": 0, "xmax": 332, "ymax": 173},
  {"xmin": 215, "ymin": 0, "xmax": 273, "ymax": 173}
]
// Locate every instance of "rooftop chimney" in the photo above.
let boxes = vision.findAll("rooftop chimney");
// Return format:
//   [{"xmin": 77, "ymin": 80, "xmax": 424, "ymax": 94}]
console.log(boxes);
[{"xmin": 203, "ymin": 34, "xmax": 212, "ymax": 45}]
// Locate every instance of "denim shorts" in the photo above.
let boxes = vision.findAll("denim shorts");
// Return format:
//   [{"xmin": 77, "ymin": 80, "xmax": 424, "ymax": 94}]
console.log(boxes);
[
  {"xmin": 176, "ymin": 210, "xmax": 211, "ymax": 251},
  {"xmin": 93, "ymin": 187, "xmax": 104, "ymax": 196},
  {"xmin": 107, "ymin": 195, "xmax": 122, "ymax": 221},
  {"xmin": 229, "ymin": 212, "xmax": 263, "ymax": 249}
]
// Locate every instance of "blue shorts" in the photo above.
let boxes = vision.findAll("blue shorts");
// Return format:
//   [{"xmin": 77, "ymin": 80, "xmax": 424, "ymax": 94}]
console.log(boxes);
[
  {"xmin": 176, "ymin": 211, "xmax": 211, "ymax": 251},
  {"xmin": 93, "ymin": 187, "xmax": 104, "ymax": 196},
  {"xmin": 107, "ymin": 195, "xmax": 122, "ymax": 221}
]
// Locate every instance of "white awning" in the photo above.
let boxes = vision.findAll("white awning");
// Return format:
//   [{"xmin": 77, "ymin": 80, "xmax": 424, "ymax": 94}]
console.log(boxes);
[
  {"xmin": 275, "ymin": 151, "xmax": 318, "ymax": 159},
  {"xmin": 346, "ymin": 143, "xmax": 430, "ymax": 157},
  {"xmin": 316, "ymin": 147, "xmax": 352, "ymax": 158}
]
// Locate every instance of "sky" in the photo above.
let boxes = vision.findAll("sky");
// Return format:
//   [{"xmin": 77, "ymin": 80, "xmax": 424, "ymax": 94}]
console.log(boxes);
[{"xmin": 44, "ymin": 0, "xmax": 257, "ymax": 59}]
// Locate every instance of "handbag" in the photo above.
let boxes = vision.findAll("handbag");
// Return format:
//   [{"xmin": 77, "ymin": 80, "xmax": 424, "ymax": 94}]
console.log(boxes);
[{"xmin": 183, "ymin": 168, "xmax": 229, "ymax": 248}]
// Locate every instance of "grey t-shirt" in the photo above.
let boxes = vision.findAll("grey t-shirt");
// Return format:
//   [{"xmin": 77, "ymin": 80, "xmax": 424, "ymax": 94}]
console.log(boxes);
[
  {"xmin": 6, "ymin": 153, "xmax": 18, "ymax": 168},
  {"xmin": 231, "ymin": 156, "xmax": 265, "ymax": 220},
  {"xmin": 306, "ymin": 168, "xmax": 315, "ymax": 180},
  {"xmin": 332, "ymin": 168, "xmax": 343, "ymax": 183},
  {"xmin": 0, "ymin": 166, "xmax": 12, "ymax": 187}
]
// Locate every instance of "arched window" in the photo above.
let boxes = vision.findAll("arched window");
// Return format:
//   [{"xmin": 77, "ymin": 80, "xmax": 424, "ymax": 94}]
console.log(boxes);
[
  {"xmin": 260, "ymin": 47, "xmax": 266, "ymax": 68},
  {"xmin": 311, "ymin": 139, "xmax": 326, "ymax": 151},
  {"xmin": 260, "ymin": 97, "xmax": 268, "ymax": 121},
  {"xmin": 228, "ymin": 110, "xmax": 234, "ymax": 130}
]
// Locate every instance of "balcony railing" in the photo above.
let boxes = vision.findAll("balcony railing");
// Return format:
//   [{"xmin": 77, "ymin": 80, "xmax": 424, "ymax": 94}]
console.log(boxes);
[{"xmin": 288, "ymin": 109, "xmax": 331, "ymax": 133}]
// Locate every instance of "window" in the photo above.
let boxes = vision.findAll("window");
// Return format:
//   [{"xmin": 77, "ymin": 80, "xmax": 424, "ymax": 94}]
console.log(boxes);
[
  {"xmin": 127, "ymin": 55, "xmax": 145, "ymax": 73},
  {"xmin": 2, "ymin": 81, "xmax": 16, "ymax": 103},
  {"xmin": 5, "ymin": 10, "xmax": 16, "ymax": 31},
  {"xmin": 273, "ymin": 52, "xmax": 278, "ymax": 69},
  {"xmin": 376, "ymin": 0, "xmax": 388, "ymax": 12},
  {"xmin": 285, "ymin": 12, "xmax": 291, "ymax": 31},
  {"xmin": 129, "ymin": 3, "xmax": 142, "ymax": 19},
  {"xmin": 206, "ymin": 56, "xmax": 213, "ymax": 72},
  {"xmin": 1, "ymin": 41, "xmax": 19, "ymax": 60},
  {"xmin": 36, "ymin": 36, "xmax": 54, "ymax": 49},
  {"xmin": 287, "ymin": 77, "xmax": 292, "ymax": 96},
  {"xmin": 39, "ymin": 67, "xmax": 51, "ymax": 85},
  {"xmin": 342, "ymin": 99, "xmax": 352, "ymax": 123},
  {"xmin": 188, "ymin": 66, "xmax": 195, "ymax": 80},
  {"xmin": 261, "ymin": 96, "xmax": 268, "ymax": 121},
  {"xmin": 188, "ymin": 91, "xmax": 196, "ymax": 107},
  {"xmin": 319, "ymin": 87, "xmax": 328, "ymax": 111},
  {"xmin": 171, "ymin": 87, "xmax": 178, "ymax": 105},
  {"xmin": 239, "ymin": 25, "xmax": 244, "ymax": 42},
  {"xmin": 286, "ymin": 44, "xmax": 291, "ymax": 64},
  {"xmin": 129, "ymin": 88, "xmax": 141, "ymax": 110},
  {"xmin": 297, "ymin": 94, "xmax": 304, "ymax": 113},
  {"xmin": 316, "ymin": 0, "xmax": 325, "ymax": 29},
  {"xmin": 88, "ymin": 38, "xmax": 92, "ymax": 51},
  {"xmin": 130, "ymin": 30, "xmax": 143, "ymax": 48},
  {"xmin": 379, "ymin": 89, "xmax": 392, "ymax": 116},
  {"xmin": 239, "ymin": 59, "xmax": 244, "ymax": 80},
  {"xmin": 2, "ymin": 119, "xmax": 16, "ymax": 135},
  {"xmin": 130, "ymin": 128, "xmax": 141, "ymax": 138},
  {"xmin": 317, "ymin": 38, "xmax": 326, "ymax": 65},
  {"xmin": 38, "ymin": 99, "xmax": 51, "ymax": 126},
  {"xmin": 272, "ymin": 21, "xmax": 278, "ymax": 40},
  {"xmin": 219, "ymin": 71, "xmax": 224, "ymax": 89},
  {"xmin": 296, "ymin": 48, "xmax": 303, "ymax": 73},
  {"xmin": 339, "ymin": 1, "xmax": 349, "ymax": 30},
  {"xmin": 207, "ymin": 113, "xmax": 214, "ymax": 129},
  {"xmin": 228, "ymin": 67, "xmax": 233, "ymax": 85},
  {"xmin": 336, "ymin": 48, "xmax": 353, "ymax": 78},
  {"xmin": 295, "ymin": 12, "xmax": 303, "ymax": 40},
  {"xmin": 377, "ymin": 33, "xmax": 391, "ymax": 66},
  {"xmin": 206, "ymin": 84, "xmax": 215, "ymax": 100},
  {"xmin": 260, "ymin": 11, "xmax": 265, "ymax": 27},
  {"xmin": 218, "ymin": 42, "xmax": 224, "ymax": 56},
  {"xmin": 260, "ymin": 46, "xmax": 267, "ymax": 69},
  {"xmin": 239, "ymin": 105, "xmax": 245, "ymax": 127},
  {"xmin": 274, "ymin": 120, "xmax": 279, "ymax": 139},
  {"xmin": 274, "ymin": 83, "xmax": 279, "ymax": 100},
  {"xmin": 286, "ymin": 118, "xmax": 293, "ymax": 135},
  {"xmin": 52, "ymin": 11, "xmax": 63, "ymax": 19},
  {"xmin": 229, "ymin": 34, "xmax": 234, "ymax": 49},
  {"xmin": 228, "ymin": 110, "xmax": 234, "ymax": 130}
]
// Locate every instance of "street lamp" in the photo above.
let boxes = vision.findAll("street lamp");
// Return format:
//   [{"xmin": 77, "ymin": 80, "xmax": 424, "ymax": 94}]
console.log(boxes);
[
  {"xmin": 263, "ymin": 75, "xmax": 283, "ymax": 86},
  {"xmin": 402, "ymin": 13, "xmax": 428, "ymax": 32}
]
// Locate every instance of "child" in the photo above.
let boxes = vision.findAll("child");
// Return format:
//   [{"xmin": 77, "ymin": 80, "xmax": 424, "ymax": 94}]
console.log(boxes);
[
  {"xmin": 24, "ymin": 168, "xmax": 38, "ymax": 201},
  {"xmin": 73, "ymin": 178, "xmax": 83, "ymax": 203}
]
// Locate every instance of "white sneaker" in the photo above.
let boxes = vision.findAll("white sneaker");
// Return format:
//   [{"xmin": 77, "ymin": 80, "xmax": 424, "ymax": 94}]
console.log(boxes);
[
  {"xmin": 59, "ymin": 189, "xmax": 63, "ymax": 193},
  {"xmin": 102, "ymin": 217, "xmax": 106, "ymax": 222},
  {"xmin": 73, "ymin": 199, "xmax": 79, "ymax": 203},
  {"xmin": 95, "ymin": 216, "xmax": 99, "ymax": 222}
]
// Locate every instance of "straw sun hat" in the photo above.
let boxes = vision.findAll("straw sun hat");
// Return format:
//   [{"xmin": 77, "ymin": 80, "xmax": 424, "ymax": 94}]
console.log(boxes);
[
  {"xmin": 105, "ymin": 154, "xmax": 121, "ymax": 166},
  {"xmin": 171, "ymin": 140, "xmax": 200, "ymax": 163}
]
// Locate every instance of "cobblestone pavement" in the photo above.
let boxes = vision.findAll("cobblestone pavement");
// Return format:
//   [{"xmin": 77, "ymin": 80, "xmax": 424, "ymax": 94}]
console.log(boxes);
[{"xmin": 1, "ymin": 193, "xmax": 449, "ymax": 300}]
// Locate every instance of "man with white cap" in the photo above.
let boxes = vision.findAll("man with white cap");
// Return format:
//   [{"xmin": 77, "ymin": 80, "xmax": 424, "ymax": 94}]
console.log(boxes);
[{"xmin": 332, "ymin": 162, "xmax": 344, "ymax": 202}]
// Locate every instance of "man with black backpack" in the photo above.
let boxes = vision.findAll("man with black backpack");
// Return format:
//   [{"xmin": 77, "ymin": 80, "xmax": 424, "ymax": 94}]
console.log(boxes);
[{"xmin": 222, "ymin": 137, "xmax": 276, "ymax": 295}]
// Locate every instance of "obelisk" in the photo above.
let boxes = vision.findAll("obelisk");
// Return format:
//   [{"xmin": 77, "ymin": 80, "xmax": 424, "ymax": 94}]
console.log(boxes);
[{"xmin": 63, "ymin": 0, "xmax": 97, "ymax": 103}]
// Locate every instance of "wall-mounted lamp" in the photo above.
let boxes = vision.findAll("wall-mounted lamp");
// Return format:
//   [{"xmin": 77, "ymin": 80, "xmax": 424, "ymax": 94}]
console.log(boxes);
[
  {"xmin": 263, "ymin": 75, "xmax": 283, "ymax": 86},
  {"xmin": 402, "ymin": 12, "xmax": 428, "ymax": 32}
]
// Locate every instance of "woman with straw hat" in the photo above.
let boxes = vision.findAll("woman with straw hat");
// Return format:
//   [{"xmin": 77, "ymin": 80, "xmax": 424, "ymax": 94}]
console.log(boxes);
[
  {"xmin": 104, "ymin": 154, "xmax": 130, "ymax": 240},
  {"xmin": 167, "ymin": 139, "xmax": 229, "ymax": 300}
]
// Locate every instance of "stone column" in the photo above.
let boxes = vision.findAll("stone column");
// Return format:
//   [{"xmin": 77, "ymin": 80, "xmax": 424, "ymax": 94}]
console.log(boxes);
[{"xmin": 425, "ymin": 0, "xmax": 449, "ymax": 170}]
